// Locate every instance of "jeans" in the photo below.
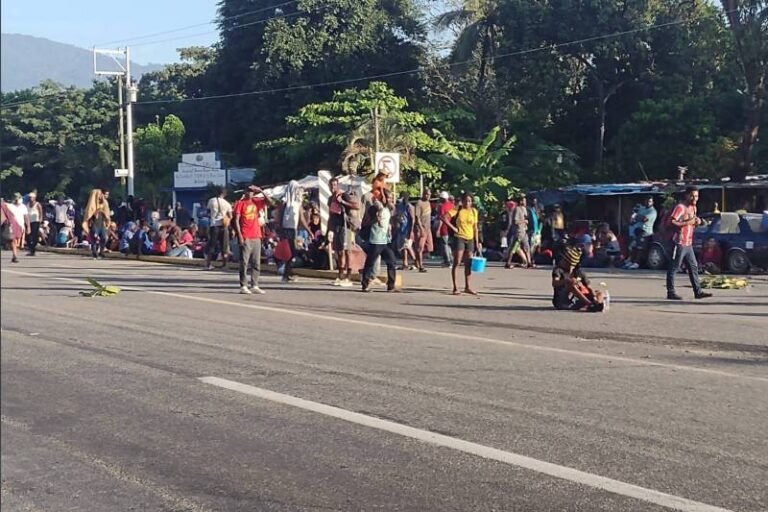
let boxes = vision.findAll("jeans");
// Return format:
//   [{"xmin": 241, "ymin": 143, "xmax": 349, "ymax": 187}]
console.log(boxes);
[
  {"xmin": 91, "ymin": 226, "xmax": 107, "ymax": 257},
  {"xmin": 239, "ymin": 239, "xmax": 262, "ymax": 288},
  {"xmin": 362, "ymin": 243, "xmax": 397, "ymax": 290},
  {"xmin": 168, "ymin": 246, "xmax": 193, "ymax": 258},
  {"xmin": 27, "ymin": 221, "xmax": 40, "ymax": 254},
  {"xmin": 282, "ymin": 228, "xmax": 297, "ymax": 279},
  {"xmin": 440, "ymin": 235, "xmax": 453, "ymax": 265},
  {"xmin": 666, "ymin": 244, "xmax": 702, "ymax": 296}
]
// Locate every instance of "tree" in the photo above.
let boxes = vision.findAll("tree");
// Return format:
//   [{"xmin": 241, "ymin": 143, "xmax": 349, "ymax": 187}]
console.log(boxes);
[
  {"xmin": 720, "ymin": 0, "xmax": 767, "ymax": 179},
  {"xmin": 434, "ymin": 0, "xmax": 501, "ymax": 90},
  {"xmin": 1, "ymin": 80, "xmax": 119, "ymax": 199},
  {"xmin": 134, "ymin": 114, "xmax": 185, "ymax": 206},
  {"xmin": 256, "ymin": 82, "xmax": 439, "ymax": 182},
  {"xmin": 426, "ymin": 126, "xmax": 517, "ymax": 211}
]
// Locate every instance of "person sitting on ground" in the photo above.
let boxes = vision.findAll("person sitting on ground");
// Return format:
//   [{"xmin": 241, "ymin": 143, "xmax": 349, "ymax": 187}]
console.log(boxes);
[
  {"xmin": 119, "ymin": 222, "xmax": 138, "ymax": 254},
  {"xmin": 699, "ymin": 237, "xmax": 722, "ymax": 274},
  {"xmin": 106, "ymin": 221, "xmax": 120, "ymax": 252},
  {"xmin": 593, "ymin": 223, "xmax": 621, "ymax": 267},
  {"xmin": 152, "ymin": 225, "xmax": 169, "ymax": 255},
  {"xmin": 167, "ymin": 224, "xmax": 194, "ymax": 258},
  {"xmin": 551, "ymin": 244, "xmax": 605, "ymax": 312},
  {"xmin": 57, "ymin": 220, "xmax": 75, "ymax": 248},
  {"xmin": 623, "ymin": 227, "xmax": 646, "ymax": 270},
  {"xmin": 133, "ymin": 221, "xmax": 154, "ymax": 256}
]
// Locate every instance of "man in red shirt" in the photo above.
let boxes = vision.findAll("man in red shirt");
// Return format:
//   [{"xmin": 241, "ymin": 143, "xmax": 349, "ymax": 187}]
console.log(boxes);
[
  {"xmin": 666, "ymin": 186, "xmax": 712, "ymax": 300},
  {"xmin": 233, "ymin": 185, "xmax": 273, "ymax": 295},
  {"xmin": 437, "ymin": 191, "xmax": 454, "ymax": 267}
]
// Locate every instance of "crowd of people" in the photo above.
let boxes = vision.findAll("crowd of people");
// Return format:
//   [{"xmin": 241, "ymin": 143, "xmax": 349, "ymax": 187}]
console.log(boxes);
[{"xmin": 2, "ymin": 178, "xmax": 726, "ymax": 308}]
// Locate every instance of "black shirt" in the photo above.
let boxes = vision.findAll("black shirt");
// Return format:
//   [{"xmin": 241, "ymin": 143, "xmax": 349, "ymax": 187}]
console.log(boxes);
[{"xmin": 552, "ymin": 267, "xmax": 589, "ymax": 309}]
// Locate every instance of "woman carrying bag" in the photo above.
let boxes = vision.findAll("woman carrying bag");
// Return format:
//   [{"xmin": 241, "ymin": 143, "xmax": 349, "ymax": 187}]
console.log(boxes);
[{"xmin": 443, "ymin": 192, "xmax": 480, "ymax": 296}]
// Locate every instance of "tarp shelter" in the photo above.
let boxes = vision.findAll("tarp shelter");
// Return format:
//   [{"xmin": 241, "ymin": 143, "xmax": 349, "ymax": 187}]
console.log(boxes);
[{"xmin": 264, "ymin": 174, "xmax": 372, "ymax": 200}]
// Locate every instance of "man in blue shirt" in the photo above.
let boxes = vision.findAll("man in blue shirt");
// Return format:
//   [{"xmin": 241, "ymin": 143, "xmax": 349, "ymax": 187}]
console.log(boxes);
[{"xmin": 624, "ymin": 196, "xmax": 657, "ymax": 269}]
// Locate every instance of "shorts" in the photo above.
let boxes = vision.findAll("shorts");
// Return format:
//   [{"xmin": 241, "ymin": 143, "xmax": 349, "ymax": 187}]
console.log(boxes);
[
  {"xmin": 530, "ymin": 232, "xmax": 541, "ymax": 248},
  {"xmin": 452, "ymin": 237, "xmax": 474, "ymax": 252},
  {"xmin": 331, "ymin": 222, "xmax": 353, "ymax": 251},
  {"xmin": 415, "ymin": 229, "xmax": 433, "ymax": 252},
  {"xmin": 208, "ymin": 225, "xmax": 230, "ymax": 256}
]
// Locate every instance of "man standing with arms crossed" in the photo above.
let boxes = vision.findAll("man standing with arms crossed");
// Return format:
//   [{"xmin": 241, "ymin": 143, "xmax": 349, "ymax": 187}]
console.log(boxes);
[
  {"xmin": 233, "ymin": 185, "xmax": 273, "ymax": 295},
  {"xmin": 666, "ymin": 186, "xmax": 712, "ymax": 300}
]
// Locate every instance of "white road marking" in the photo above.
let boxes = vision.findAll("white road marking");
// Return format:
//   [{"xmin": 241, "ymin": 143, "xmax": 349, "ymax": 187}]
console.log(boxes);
[
  {"xmin": 200, "ymin": 376, "xmax": 733, "ymax": 512},
  {"xmin": 3, "ymin": 268, "xmax": 767, "ymax": 383}
]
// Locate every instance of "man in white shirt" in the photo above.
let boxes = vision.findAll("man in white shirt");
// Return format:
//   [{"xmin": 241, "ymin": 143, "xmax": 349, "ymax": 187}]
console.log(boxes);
[
  {"xmin": 8, "ymin": 193, "xmax": 29, "ymax": 249},
  {"xmin": 205, "ymin": 187, "xmax": 233, "ymax": 270},
  {"xmin": 52, "ymin": 195, "xmax": 69, "ymax": 237}
]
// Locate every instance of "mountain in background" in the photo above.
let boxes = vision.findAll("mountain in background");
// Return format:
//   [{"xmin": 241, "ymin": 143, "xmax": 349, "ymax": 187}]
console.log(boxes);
[{"xmin": 1, "ymin": 33, "xmax": 164, "ymax": 92}]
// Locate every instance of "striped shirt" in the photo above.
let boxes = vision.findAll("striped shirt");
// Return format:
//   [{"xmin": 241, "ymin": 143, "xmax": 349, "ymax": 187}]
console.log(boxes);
[{"xmin": 670, "ymin": 203, "xmax": 696, "ymax": 247}]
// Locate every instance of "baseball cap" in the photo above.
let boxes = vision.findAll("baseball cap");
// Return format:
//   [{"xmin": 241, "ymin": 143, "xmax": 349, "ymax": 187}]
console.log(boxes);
[{"xmin": 439, "ymin": 191, "xmax": 449, "ymax": 199}]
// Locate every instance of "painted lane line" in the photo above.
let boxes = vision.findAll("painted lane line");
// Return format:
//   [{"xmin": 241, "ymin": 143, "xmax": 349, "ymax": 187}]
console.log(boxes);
[
  {"xmin": 3, "ymin": 268, "xmax": 767, "ymax": 383},
  {"xmin": 199, "ymin": 376, "xmax": 733, "ymax": 512}
]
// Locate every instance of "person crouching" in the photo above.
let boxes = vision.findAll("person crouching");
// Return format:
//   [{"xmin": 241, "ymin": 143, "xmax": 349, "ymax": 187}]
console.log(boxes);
[{"xmin": 551, "ymin": 244, "xmax": 605, "ymax": 312}]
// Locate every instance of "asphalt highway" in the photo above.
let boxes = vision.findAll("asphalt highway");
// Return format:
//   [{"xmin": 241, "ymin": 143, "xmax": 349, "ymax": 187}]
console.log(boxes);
[{"xmin": 1, "ymin": 253, "xmax": 766, "ymax": 511}]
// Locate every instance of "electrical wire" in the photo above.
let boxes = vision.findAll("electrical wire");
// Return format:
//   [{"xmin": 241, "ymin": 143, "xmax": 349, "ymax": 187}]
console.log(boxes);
[
  {"xmin": 136, "ymin": 11, "xmax": 732, "ymax": 106},
  {"xmin": 94, "ymin": 0, "xmax": 302, "ymax": 46}
]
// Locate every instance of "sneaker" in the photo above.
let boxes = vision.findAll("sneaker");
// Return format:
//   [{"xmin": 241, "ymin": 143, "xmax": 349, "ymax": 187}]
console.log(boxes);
[
  {"xmin": 332, "ymin": 278, "xmax": 342, "ymax": 287},
  {"xmin": 361, "ymin": 287, "xmax": 372, "ymax": 293},
  {"xmin": 250, "ymin": 286, "xmax": 266, "ymax": 295},
  {"xmin": 667, "ymin": 293, "xmax": 683, "ymax": 301},
  {"xmin": 239, "ymin": 286, "xmax": 252, "ymax": 295},
  {"xmin": 204, "ymin": 264, "xmax": 214, "ymax": 271},
  {"xmin": 418, "ymin": 267, "xmax": 428, "ymax": 273},
  {"xmin": 339, "ymin": 279, "xmax": 354, "ymax": 288},
  {"xmin": 629, "ymin": 263, "xmax": 640, "ymax": 270},
  {"xmin": 371, "ymin": 277, "xmax": 385, "ymax": 287},
  {"xmin": 695, "ymin": 292, "xmax": 712, "ymax": 300},
  {"xmin": 11, "ymin": 257, "xmax": 19, "ymax": 263}
]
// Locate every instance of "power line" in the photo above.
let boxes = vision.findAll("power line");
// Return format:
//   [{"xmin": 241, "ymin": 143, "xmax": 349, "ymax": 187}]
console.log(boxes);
[
  {"xmin": 94, "ymin": 0, "xmax": 302, "ymax": 46},
  {"xmin": 136, "ymin": 11, "xmax": 729, "ymax": 107},
  {"xmin": 130, "ymin": 10, "xmax": 305, "ymax": 48}
]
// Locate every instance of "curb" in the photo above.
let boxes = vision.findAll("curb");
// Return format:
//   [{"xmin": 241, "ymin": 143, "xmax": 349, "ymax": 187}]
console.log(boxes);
[{"xmin": 36, "ymin": 247, "xmax": 404, "ymax": 288}]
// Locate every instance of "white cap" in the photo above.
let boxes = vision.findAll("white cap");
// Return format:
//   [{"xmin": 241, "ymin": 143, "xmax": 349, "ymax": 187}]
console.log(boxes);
[{"xmin": 439, "ymin": 191, "xmax": 449, "ymax": 199}]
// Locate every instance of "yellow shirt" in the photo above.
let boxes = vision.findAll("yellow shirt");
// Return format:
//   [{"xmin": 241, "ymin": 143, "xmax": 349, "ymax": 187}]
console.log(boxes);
[{"xmin": 448, "ymin": 207, "xmax": 478, "ymax": 240}]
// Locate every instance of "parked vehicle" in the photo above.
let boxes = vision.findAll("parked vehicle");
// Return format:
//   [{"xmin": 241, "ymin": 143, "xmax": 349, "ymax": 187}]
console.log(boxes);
[{"xmin": 646, "ymin": 212, "xmax": 768, "ymax": 273}]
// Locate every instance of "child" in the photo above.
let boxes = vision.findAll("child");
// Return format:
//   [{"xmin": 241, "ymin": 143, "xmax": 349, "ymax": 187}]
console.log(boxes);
[
  {"xmin": 552, "ymin": 244, "xmax": 606, "ymax": 312},
  {"xmin": 699, "ymin": 237, "xmax": 722, "ymax": 273}
]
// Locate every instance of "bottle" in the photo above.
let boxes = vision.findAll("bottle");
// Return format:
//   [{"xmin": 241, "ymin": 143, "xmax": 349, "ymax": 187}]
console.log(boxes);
[{"xmin": 603, "ymin": 291, "xmax": 611, "ymax": 313}]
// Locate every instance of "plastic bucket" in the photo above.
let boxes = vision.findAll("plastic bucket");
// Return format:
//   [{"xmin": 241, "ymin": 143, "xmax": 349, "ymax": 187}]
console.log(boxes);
[{"xmin": 470, "ymin": 256, "xmax": 487, "ymax": 273}]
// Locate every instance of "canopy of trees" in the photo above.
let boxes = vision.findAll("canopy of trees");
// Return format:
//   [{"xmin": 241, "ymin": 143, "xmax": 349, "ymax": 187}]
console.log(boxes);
[{"xmin": 1, "ymin": 0, "xmax": 765, "ymax": 207}]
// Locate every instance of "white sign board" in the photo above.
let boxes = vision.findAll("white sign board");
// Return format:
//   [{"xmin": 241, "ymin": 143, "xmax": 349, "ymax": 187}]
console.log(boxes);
[
  {"xmin": 181, "ymin": 152, "xmax": 221, "ymax": 168},
  {"xmin": 375, "ymin": 152, "xmax": 400, "ymax": 183},
  {"xmin": 174, "ymin": 163, "xmax": 226, "ymax": 189},
  {"xmin": 114, "ymin": 168, "xmax": 129, "ymax": 178}
]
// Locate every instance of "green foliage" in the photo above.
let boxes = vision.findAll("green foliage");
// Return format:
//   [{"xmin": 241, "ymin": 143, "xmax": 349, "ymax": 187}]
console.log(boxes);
[
  {"xmin": 1, "ymin": 80, "xmax": 119, "ymax": 198},
  {"xmin": 426, "ymin": 126, "xmax": 518, "ymax": 212},
  {"xmin": 134, "ymin": 114, "xmax": 185, "ymax": 205}
]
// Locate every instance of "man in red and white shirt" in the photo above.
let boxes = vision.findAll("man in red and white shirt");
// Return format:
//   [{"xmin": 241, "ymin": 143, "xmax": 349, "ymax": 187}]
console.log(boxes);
[
  {"xmin": 233, "ymin": 185, "xmax": 273, "ymax": 295},
  {"xmin": 666, "ymin": 186, "xmax": 711, "ymax": 300}
]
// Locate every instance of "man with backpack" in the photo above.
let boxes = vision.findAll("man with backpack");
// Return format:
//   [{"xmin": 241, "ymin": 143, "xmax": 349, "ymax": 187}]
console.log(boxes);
[{"xmin": 666, "ymin": 186, "xmax": 712, "ymax": 301}]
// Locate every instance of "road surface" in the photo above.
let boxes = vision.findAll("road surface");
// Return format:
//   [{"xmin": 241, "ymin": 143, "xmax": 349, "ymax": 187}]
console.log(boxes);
[{"xmin": 2, "ymin": 253, "xmax": 766, "ymax": 511}]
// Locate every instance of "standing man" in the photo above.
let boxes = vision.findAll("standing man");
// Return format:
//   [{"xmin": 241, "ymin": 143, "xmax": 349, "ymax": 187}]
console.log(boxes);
[
  {"xmin": 666, "ymin": 186, "xmax": 711, "ymax": 300},
  {"xmin": 506, "ymin": 196, "xmax": 532, "ymax": 268},
  {"xmin": 413, "ymin": 188, "xmax": 433, "ymax": 273},
  {"xmin": 26, "ymin": 192, "xmax": 43, "ymax": 256},
  {"xmin": 205, "ymin": 187, "xmax": 232, "ymax": 270},
  {"xmin": 52, "ymin": 195, "xmax": 69, "ymax": 244},
  {"xmin": 361, "ymin": 190, "xmax": 398, "ymax": 292},
  {"xmin": 280, "ymin": 180, "xmax": 310, "ymax": 283},
  {"xmin": 8, "ymin": 193, "xmax": 29, "ymax": 253},
  {"xmin": 437, "ymin": 191, "xmax": 454, "ymax": 267},
  {"xmin": 233, "ymin": 185, "xmax": 273, "ymax": 295},
  {"xmin": 624, "ymin": 195, "xmax": 657, "ymax": 269},
  {"xmin": 328, "ymin": 177, "xmax": 359, "ymax": 287}
]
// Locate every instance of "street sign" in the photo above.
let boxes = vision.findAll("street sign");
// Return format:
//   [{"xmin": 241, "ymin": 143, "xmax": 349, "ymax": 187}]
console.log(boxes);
[
  {"xmin": 375, "ymin": 152, "xmax": 400, "ymax": 183},
  {"xmin": 114, "ymin": 168, "xmax": 129, "ymax": 178}
]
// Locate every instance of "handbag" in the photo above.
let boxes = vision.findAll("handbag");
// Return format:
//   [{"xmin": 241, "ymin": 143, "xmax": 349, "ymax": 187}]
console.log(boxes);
[{"xmin": 274, "ymin": 238, "xmax": 292, "ymax": 262}]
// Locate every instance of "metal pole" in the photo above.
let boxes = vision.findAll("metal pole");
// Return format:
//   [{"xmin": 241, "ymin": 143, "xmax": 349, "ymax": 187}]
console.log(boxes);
[
  {"xmin": 117, "ymin": 76, "xmax": 126, "ymax": 190},
  {"xmin": 125, "ymin": 47, "xmax": 136, "ymax": 197},
  {"xmin": 374, "ymin": 106, "xmax": 380, "ymax": 154}
]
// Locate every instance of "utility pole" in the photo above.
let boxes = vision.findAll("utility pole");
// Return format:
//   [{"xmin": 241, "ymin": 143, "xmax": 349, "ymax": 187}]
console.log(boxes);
[{"xmin": 94, "ymin": 47, "xmax": 137, "ymax": 196}]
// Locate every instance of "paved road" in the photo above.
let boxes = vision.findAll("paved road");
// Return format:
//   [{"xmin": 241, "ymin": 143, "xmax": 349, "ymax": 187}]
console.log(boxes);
[{"xmin": 1, "ymin": 253, "xmax": 766, "ymax": 512}]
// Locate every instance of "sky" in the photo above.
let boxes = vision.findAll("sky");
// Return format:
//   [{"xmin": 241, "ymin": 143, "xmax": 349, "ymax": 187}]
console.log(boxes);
[{"xmin": 1, "ymin": 0, "xmax": 220, "ymax": 64}]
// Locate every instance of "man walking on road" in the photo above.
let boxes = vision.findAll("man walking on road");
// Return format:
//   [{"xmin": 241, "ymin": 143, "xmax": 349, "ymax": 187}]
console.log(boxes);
[
  {"xmin": 233, "ymin": 185, "xmax": 273, "ymax": 295},
  {"xmin": 666, "ymin": 186, "xmax": 712, "ymax": 301},
  {"xmin": 413, "ymin": 188, "xmax": 433, "ymax": 272},
  {"xmin": 437, "ymin": 191, "xmax": 454, "ymax": 267}
]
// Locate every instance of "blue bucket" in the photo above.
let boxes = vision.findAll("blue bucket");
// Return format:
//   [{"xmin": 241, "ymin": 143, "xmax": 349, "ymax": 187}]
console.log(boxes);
[{"xmin": 470, "ymin": 256, "xmax": 487, "ymax": 273}]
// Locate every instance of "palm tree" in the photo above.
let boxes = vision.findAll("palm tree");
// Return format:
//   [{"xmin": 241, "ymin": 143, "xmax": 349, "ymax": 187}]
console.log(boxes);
[
  {"xmin": 434, "ymin": 0, "xmax": 501, "ymax": 89},
  {"xmin": 340, "ymin": 109, "xmax": 421, "ymax": 175}
]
